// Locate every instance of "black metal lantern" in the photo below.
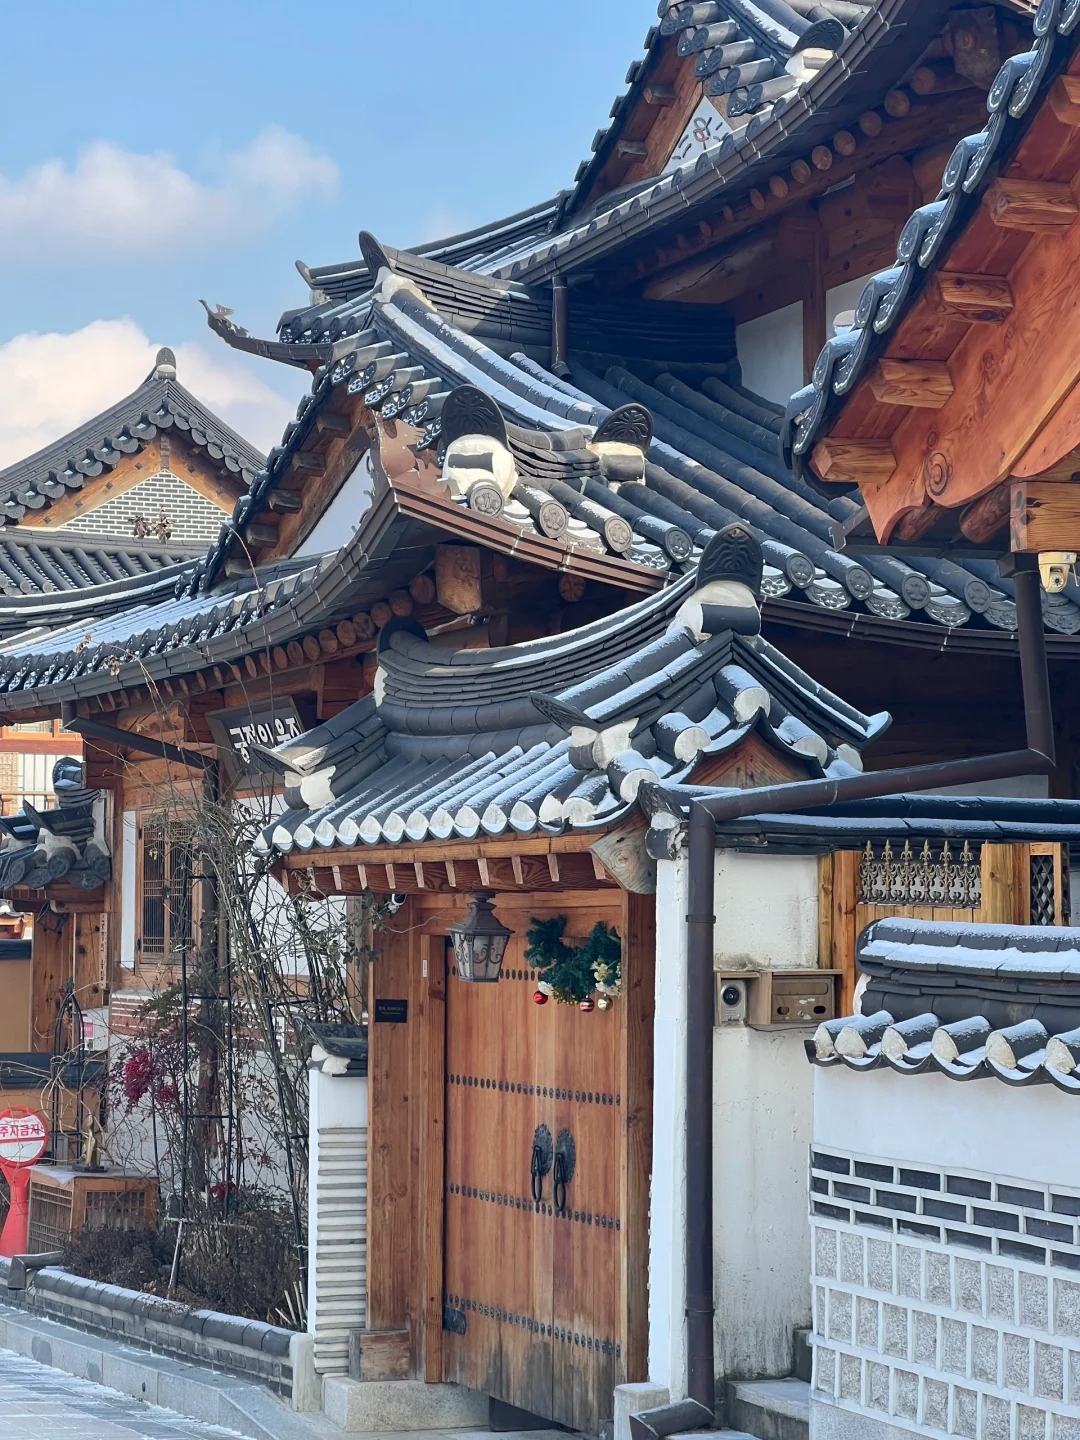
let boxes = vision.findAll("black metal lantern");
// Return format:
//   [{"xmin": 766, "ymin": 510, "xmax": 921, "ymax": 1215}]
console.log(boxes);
[{"xmin": 449, "ymin": 892, "xmax": 512, "ymax": 983}]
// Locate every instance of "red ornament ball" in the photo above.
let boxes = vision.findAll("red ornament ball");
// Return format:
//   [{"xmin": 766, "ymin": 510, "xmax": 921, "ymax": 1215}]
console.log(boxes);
[
  {"xmin": 533, "ymin": 990, "xmax": 548, "ymax": 1005},
  {"xmin": 579, "ymin": 998, "xmax": 595, "ymax": 1013}
]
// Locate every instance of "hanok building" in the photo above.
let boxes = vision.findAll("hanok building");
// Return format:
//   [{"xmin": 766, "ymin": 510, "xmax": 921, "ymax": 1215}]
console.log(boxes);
[{"xmin": 0, "ymin": 0, "xmax": 1079, "ymax": 1434}]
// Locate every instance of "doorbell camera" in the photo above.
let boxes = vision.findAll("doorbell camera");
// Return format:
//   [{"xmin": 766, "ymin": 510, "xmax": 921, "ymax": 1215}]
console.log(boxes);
[{"xmin": 717, "ymin": 976, "xmax": 749, "ymax": 1025}]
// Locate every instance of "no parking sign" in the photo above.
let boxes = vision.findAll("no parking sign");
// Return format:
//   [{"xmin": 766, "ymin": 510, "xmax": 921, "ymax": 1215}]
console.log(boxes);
[{"xmin": 0, "ymin": 1109, "xmax": 48, "ymax": 1257}]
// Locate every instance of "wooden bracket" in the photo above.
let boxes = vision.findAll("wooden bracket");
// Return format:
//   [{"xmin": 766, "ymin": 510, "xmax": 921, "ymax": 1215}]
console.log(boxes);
[
  {"xmin": 811, "ymin": 437, "xmax": 896, "ymax": 486},
  {"xmin": 1010, "ymin": 478, "xmax": 1080, "ymax": 552},
  {"xmin": 928, "ymin": 272, "xmax": 1013, "ymax": 322},
  {"xmin": 869, "ymin": 358, "xmax": 954, "ymax": 409},
  {"xmin": 983, "ymin": 179, "xmax": 1079, "ymax": 231}
]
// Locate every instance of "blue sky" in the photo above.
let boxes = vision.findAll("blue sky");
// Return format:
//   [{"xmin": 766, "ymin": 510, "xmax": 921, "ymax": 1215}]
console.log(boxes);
[{"xmin": 0, "ymin": 2, "xmax": 650, "ymax": 460}]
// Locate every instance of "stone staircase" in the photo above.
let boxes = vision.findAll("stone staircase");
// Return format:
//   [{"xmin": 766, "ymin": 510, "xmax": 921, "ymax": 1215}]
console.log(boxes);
[{"xmin": 719, "ymin": 1328, "xmax": 811, "ymax": 1440}]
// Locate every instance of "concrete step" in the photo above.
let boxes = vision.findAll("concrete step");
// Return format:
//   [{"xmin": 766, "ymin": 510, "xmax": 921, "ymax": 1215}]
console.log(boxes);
[
  {"xmin": 793, "ymin": 1330, "xmax": 813, "ymax": 1385},
  {"xmin": 724, "ymin": 1378, "xmax": 809, "ymax": 1440},
  {"xmin": 321, "ymin": 1376, "xmax": 490, "ymax": 1432}
]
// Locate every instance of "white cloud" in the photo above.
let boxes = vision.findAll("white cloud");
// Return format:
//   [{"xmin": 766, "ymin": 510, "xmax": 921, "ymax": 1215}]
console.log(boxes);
[
  {"xmin": 0, "ymin": 318, "xmax": 302, "ymax": 465},
  {"xmin": 0, "ymin": 127, "xmax": 339, "ymax": 259}
]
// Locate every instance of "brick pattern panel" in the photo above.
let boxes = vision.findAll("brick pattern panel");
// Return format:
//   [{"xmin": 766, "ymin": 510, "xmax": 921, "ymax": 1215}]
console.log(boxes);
[{"xmin": 811, "ymin": 1147, "xmax": 1080, "ymax": 1438}]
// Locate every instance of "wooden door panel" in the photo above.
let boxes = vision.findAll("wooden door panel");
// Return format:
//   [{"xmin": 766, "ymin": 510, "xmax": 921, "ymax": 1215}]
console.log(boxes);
[
  {"xmin": 443, "ymin": 933, "xmax": 554, "ymax": 1415},
  {"xmin": 442, "ymin": 900, "xmax": 632, "ymax": 1432}
]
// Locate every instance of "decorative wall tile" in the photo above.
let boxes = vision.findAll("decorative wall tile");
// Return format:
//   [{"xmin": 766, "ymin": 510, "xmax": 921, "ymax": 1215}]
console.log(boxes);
[
  {"xmin": 815, "ymin": 1226, "xmax": 837, "ymax": 1279},
  {"xmin": 883, "ymin": 1303, "xmax": 909, "ymax": 1359},
  {"xmin": 840, "ymin": 1232, "xmax": 865, "ymax": 1286},
  {"xmin": 1017, "ymin": 1404, "xmax": 1048, "ymax": 1440},
  {"xmin": 1056, "ymin": 1280, "xmax": 1080, "ymax": 1339},
  {"xmin": 814, "ymin": 1344, "xmax": 836, "ymax": 1394},
  {"xmin": 857, "ymin": 1296, "xmax": 879, "ymax": 1349},
  {"xmin": 898, "ymin": 1244, "xmax": 922, "ymax": 1300},
  {"xmin": 928, "ymin": 1252, "xmax": 953, "ymax": 1306},
  {"xmin": 943, "ymin": 1317, "xmax": 970, "ymax": 1376},
  {"xmin": 894, "ymin": 1367, "xmax": 919, "ymax": 1421},
  {"xmin": 915, "ymin": 1309, "xmax": 939, "ymax": 1365},
  {"xmin": 957, "ymin": 1258, "xmax": 985, "ymax": 1313},
  {"xmin": 868, "ymin": 1238, "xmax": 894, "ymax": 1292},
  {"xmin": 1005, "ymin": 1333, "xmax": 1033, "ymax": 1392},
  {"xmin": 866, "ymin": 1360, "xmax": 889, "ymax": 1411},
  {"xmin": 988, "ymin": 1265, "xmax": 1016, "ymax": 1323},
  {"xmin": 923, "ymin": 1376, "xmax": 950, "ymax": 1430},
  {"xmin": 828, "ymin": 1289, "xmax": 853, "ymax": 1344},
  {"xmin": 972, "ymin": 1325, "xmax": 999, "ymax": 1385},
  {"xmin": 1037, "ymin": 1344, "xmax": 1065, "ymax": 1403},
  {"xmin": 1070, "ymin": 1350, "xmax": 1080, "ymax": 1404},
  {"xmin": 1022, "ymin": 1273, "xmax": 1050, "ymax": 1330},
  {"xmin": 981, "ymin": 1393, "xmax": 1011, "ymax": 1440},
  {"xmin": 838, "ymin": 1351, "xmax": 861, "ymax": 1401},
  {"xmin": 1055, "ymin": 1416, "xmax": 1080, "ymax": 1440},
  {"xmin": 954, "ymin": 1385, "xmax": 978, "ymax": 1438}
]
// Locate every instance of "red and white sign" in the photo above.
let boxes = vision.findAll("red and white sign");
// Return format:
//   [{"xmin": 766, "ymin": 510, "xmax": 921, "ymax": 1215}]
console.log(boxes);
[
  {"xmin": 0, "ymin": 1108, "xmax": 48, "ymax": 1257},
  {"xmin": 0, "ymin": 1111, "xmax": 47, "ymax": 1168}
]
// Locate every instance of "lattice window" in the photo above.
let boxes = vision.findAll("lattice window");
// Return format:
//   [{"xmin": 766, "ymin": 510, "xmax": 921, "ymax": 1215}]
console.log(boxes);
[
  {"xmin": 1029, "ymin": 844, "xmax": 1070, "ymax": 926},
  {"xmin": 137, "ymin": 815, "xmax": 196, "ymax": 963},
  {"xmin": 858, "ymin": 840, "xmax": 982, "ymax": 907},
  {"xmin": 84, "ymin": 1188, "xmax": 147, "ymax": 1232},
  {"xmin": 27, "ymin": 1183, "xmax": 72, "ymax": 1251},
  {"xmin": 1030, "ymin": 853, "xmax": 1057, "ymax": 926}
]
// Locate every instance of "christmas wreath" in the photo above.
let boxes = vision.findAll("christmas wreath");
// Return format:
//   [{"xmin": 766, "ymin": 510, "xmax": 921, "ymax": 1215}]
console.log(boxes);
[{"xmin": 524, "ymin": 915, "xmax": 622, "ymax": 1008}]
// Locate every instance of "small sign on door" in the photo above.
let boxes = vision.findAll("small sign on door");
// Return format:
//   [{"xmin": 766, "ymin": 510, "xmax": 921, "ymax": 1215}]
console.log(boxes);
[{"xmin": 374, "ymin": 999, "xmax": 408, "ymax": 1024}]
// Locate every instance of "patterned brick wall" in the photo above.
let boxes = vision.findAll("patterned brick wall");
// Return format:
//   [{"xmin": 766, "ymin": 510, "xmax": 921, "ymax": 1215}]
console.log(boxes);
[
  {"xmin": 59, "ymin": 470, "xmax": 228, "ymax": 545},
  {"xmin": 811, "ymin": 1147, "xmax": 1080, "ymax": 1438}
]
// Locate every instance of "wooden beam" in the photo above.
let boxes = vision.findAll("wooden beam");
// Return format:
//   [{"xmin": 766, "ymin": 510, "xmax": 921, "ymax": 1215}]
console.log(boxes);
[
  {"xmin": 1010, "ymin": 478, "xmax": 1080, "ymax": 553},
  {"xmin": 292, "ymin": 452, "xmax": 327, "ymax": 473},
  {"xmin": 959, "ymin": 483, "xmax": 1011, "ymax": 544},
  {"xmin": 983, "ymin": 179, "xmax": 1079, "ymax": 231},
  {"xmin": 644, "ymin": 82, "xmax": 676, "ymax": 106},
  {"xmin": 811, "ymin": 437, "xmax": 896, "ymax": 486},
  {"xmin": 869, "ymin": 358, "xmax": 954, "ymax": 409},
  {"xmin": 245, "ymin": 523, "xmax": 279, "ymax": 546},
  {"xmin": 616, "ymin": 140, "xmax": 648, "ymax": 159},
  {"xmin": 1050, "ymin": 74, "xmax": 1080, "ymax": 128},
  {"xmin": 266, "ymin": 489, "xmax": 303, "ymax": 513},
  {"xmin": 928, "ymin": 271, "xmax": 1013, "ymax": 322},
  {"xmin": 316, "ymin": 412, "xmax": 352, "ymax": 435},
  {"xmin": 1013, "ymin": 376, "xmax": 1080, "ymax": 480}
]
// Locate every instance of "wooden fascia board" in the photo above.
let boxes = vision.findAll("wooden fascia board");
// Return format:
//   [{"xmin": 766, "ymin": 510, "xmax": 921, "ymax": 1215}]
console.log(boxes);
[
  {"xmin": 21, "ymin": 433, "xmax": 244, "ymax": 531},
  {"xmin": 622, "ymin": 93, "xmax": 989, "ymax": 294},
  {"xmin": 280, "ymin": 832, "xmax": 606, "ymax": 871},
  {"xmin": 821, "ymin": 51, "xmax": 1080, "ymax": 540}
]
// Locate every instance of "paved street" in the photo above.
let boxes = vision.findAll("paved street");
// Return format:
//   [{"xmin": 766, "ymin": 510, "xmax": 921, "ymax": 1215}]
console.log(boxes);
[{"xmin": 0, "ymin": 1346, "xmax": 244, "ymax": 1439}]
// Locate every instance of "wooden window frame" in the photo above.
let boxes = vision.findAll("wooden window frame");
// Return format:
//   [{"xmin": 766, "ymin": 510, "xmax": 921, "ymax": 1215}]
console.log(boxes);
[{"xmin": 134, "ymin": 811, "xmax": 200, "ymax": 977}]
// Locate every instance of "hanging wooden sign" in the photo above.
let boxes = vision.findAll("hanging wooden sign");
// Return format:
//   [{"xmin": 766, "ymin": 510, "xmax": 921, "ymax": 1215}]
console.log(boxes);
[{"xmin": 205, "ymin": 701, "xmax": 305, "ymax": 778}]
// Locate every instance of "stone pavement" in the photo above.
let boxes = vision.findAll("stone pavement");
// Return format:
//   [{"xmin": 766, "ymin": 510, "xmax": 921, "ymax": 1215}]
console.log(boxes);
[{"xmin": 0, "ymin": 1344, "xmax": 244, "ymax": 1439}]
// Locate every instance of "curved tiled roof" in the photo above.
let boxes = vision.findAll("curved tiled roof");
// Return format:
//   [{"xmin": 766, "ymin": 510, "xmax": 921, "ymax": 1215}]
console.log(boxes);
[
  {"xmin": 0, "ymin": 350, "xmax": 265, "ymax": 527},
  {"xmin": 0, "ymin": 757, "xmax": 111, "ymax": 896},
  {"xmin": 569, "ymin": 0, "xmax": 868, "ymax": 210},
  {"xmin": 201, "ymin": 251, "xmax": 1080, "ymax": 638},
  {"xmin": 787, "ymin": 0, "xmax": 1080, "ymax": 488},
  {"xmin": 255, "ymin": 530, "xmax": 885, "ymax": 857},
  {"xmin": 808, "ymin": 916, "xmax": 1080, "ymax": 1093}
]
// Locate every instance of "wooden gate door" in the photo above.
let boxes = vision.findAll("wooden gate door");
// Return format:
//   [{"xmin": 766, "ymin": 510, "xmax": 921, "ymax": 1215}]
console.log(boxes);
[{"xmin": 442, "ymin": 900, "xmax": 629, "ymax": 1431}]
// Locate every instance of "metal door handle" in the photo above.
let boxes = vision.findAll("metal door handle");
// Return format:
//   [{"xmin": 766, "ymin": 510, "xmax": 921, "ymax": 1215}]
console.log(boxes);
[
  {"xmin": 553, "ymin": 1129, "xmax": 575, "ymax": 1217},
  {"xmin": 553, "ymin": 1152, "xmax": 567, "ymax": 1215},
  {"xmin": 531, "ymin": 1143, "xmax": 545, "ymax": 1203}
]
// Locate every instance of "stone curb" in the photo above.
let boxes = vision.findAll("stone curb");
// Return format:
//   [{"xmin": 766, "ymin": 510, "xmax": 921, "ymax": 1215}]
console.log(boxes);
[{"xmin": 0, "ymin": 1303, "xmax": 340, "ymax": 1440}]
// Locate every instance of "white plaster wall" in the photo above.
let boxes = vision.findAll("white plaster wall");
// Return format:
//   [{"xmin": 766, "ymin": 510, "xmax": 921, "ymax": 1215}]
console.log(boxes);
[
  {"xmin": 815, "ymin": 1065, "xmax": 1080, "ymax": 1188},
  {"xmin": 714, "ymin": 851, "xmax": 820, "ymax": 971},
  {"xmin": 649, "ymin": 854, "xmax": 689, "ymax": 1397},
  {"xmin": 120, "ymin": 810, "xmax": 137, "ymax": 970},
  {"xmin": 825, "ymin": 275, "xmax": 875, "ymax": 331},
  {"xmin": 735, "ymin": 302, "xmax": 803, "ymax": 406},
  {"xmin": 714, "ymin": 1027, "xmax": 813, "ymax": 1379},
  {"xmin": 295, "ymin": 452, "xmax": 373, "ymax": 559}
]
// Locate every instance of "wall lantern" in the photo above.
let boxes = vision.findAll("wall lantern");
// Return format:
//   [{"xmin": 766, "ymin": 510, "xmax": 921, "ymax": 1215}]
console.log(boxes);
[{"xmin": 449, "ymin": 893, "xmax": 513, "ymax": 983}]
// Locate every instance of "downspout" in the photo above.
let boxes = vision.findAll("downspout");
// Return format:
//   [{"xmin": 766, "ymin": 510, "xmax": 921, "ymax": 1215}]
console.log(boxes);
[
  {"xmin": 677, "ymin": 561, "xmax": 1054, "ymax": 1420},
  {"xmin": 551, "ymin": 273, "xmax": 569, "ymax": 376}
]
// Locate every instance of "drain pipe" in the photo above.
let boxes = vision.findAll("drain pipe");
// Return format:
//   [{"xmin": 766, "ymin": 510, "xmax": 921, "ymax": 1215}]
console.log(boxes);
[{"xmin": 678, "ymin": 561, "xmax": 1054, "ymax": 1418}]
